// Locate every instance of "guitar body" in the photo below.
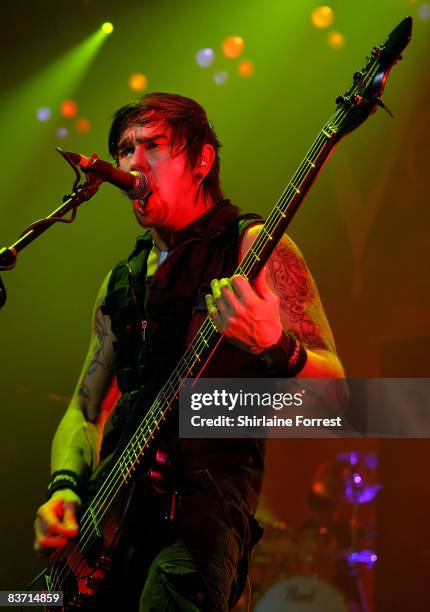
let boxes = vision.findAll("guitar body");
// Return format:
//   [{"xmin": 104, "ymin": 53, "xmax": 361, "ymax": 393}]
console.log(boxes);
[{"xmin": 41, "ymin": 455, "xmax": 140, "ymax": 611}]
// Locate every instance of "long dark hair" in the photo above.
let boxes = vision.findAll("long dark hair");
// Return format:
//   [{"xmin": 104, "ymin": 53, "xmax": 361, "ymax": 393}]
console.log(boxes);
[{"xmin": 108, "ymin": 92, "xmax": 223, "ymax": 204}]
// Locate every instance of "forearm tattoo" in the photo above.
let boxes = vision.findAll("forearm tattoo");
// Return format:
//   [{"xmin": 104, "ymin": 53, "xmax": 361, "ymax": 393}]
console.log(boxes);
[{"xmin": 268, "ymin": 238, "xmax": 334, "ymax": 352}]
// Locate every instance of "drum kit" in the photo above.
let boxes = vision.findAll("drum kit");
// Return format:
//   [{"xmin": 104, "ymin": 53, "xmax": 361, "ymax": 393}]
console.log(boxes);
[{"xmin": 237, "ymin": 452, "xmax": 381, "ymax": 612}]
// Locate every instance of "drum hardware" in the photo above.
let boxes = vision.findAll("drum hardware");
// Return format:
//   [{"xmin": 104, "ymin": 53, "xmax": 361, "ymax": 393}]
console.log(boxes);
[{"xmin": 240, "ymin": 451, "xmax": 381, "ymax": 611}]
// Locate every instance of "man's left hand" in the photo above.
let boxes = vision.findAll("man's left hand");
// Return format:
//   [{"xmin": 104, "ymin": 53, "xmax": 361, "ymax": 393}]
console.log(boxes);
[{"xmin": 205, "ymin": 269, "xmax": 283, "ymax": 354}]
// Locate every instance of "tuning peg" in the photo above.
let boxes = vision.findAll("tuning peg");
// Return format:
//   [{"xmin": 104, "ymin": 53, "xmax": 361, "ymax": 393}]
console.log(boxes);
[{"xmin": 376, "ymin": 98, "xmax": 394, "ymax": 118}]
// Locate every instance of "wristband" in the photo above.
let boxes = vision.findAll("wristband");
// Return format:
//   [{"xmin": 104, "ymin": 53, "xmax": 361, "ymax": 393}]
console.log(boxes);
[
  {"xmin": 47, "ymin": 470, "xmax": 82, "ymax": 500},
  {"xmin": 259, "ymin": 331, "xmax": 307, "ymax": 377}
]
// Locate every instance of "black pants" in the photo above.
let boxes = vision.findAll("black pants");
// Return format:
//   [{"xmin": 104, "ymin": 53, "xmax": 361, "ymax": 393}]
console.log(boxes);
[{"xmin": 102, "ymin": 469, "xmax": 261, "ymax": 612}]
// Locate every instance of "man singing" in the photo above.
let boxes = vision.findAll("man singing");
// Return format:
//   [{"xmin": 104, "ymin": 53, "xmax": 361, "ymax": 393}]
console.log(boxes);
[{"xmin": 34, "ymin": 92, "xmax": 343, "ymax": 611}]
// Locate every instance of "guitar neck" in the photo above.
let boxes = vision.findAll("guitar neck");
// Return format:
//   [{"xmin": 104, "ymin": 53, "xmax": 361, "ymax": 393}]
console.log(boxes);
[{"xmin": 237, "ymin": 116, "xmax": 341, "ymax": 282}]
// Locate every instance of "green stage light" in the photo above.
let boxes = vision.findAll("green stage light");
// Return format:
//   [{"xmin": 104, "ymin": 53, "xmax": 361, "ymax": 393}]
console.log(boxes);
[
  {"xmin": 0, "ymin": 26, "xmax": 110, "ymax": 209},
  {"xmin": 102, "ymin": 22, "xmax": 114, "ymax": 34}
]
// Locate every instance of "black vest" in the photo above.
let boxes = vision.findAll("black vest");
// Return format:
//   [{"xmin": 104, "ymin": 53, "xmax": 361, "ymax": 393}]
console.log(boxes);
[{"xmin": 101, "ymin": 201, "xmax": 268, "ymax": 512}]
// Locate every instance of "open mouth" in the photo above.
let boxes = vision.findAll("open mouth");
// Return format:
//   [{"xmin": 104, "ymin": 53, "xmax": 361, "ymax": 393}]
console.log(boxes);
[{"xmin": 135, "ymin": 192, "xmax": 152, "ymax": 215}]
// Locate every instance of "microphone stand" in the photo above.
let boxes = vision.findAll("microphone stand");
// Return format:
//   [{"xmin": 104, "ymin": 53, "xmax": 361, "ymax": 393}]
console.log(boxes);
[{"xmin": 0, "ymin": 158, "xmax": 103, "ymax": 310}]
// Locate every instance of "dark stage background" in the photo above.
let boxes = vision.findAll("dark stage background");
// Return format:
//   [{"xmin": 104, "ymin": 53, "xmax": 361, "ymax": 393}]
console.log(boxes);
[{"xmin": 0, "ymin": 1, "xmax": 429, "ymax": 610}]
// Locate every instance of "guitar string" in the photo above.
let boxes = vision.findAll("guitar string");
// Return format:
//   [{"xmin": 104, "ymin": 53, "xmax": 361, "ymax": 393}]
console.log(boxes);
[
  {"xmin": 51, "ymin": 56, "xmax": 382, "ymax": 588},
  {"xmin": 50, "ymin": 109, "xmax": 347, "ymax": 590}
]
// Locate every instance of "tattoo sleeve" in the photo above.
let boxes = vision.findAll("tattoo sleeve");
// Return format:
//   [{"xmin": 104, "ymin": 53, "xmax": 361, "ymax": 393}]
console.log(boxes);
[{"xmin": 268, "ymin": 235, "xmax": 336, "ymax": 352}]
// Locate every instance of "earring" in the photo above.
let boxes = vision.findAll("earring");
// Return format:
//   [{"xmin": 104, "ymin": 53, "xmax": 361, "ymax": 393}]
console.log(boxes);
[{"xmin": 194, "ymin": 172, "xmax": 204, "ymax": 182}]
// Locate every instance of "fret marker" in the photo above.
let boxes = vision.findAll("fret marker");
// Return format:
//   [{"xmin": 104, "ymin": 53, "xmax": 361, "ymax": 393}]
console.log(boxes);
[{"xmin": 276, "ymin": 205, "xmax": 287, "ymax": 218}]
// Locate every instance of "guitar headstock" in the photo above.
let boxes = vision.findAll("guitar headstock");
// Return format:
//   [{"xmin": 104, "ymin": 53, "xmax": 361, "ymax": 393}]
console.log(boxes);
[{"xmin": 330, "ymin": 17, "xmax": 413, "ymax": 138}]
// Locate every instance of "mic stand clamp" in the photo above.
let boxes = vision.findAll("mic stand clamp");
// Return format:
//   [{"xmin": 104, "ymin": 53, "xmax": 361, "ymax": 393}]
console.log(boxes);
[{"xmin": 0, "ymin": 171, "xmax": 103, "ymax": 310}]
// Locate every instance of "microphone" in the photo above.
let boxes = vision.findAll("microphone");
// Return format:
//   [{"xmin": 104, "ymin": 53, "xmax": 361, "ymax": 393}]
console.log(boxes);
[{"xmin": 61, "ymin": 150, "xmax": 150, "ymax": 200}]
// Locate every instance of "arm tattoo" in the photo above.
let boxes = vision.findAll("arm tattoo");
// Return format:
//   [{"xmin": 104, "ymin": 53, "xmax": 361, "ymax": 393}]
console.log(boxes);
[
  {"xmin": 73, "ymin": 272, "xmax": 114, "ymax": 420},
  {"xmin": 78, "ymin": 383, "xmax": 90, "ymax": 401},
  {"xmin": 77, "ymin": 310, "xmax": 111, "ymax": 405},
  {"xmin": 269, "ymin": 239, "xmax": 333, "ymax": 351},
  {"xmin": 85, "ymin": 310, "xmax": 110, "ymax": 376}
]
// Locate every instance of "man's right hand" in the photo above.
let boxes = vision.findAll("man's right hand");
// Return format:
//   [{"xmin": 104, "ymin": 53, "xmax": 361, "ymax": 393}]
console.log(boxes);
[{"xmin": 33, "ymin": 489, "xmax": 81, "ymax": 555}]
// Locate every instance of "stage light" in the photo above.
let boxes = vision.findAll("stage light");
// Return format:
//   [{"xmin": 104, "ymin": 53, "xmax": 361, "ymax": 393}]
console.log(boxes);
[
  {"xmin": 1, "ymin": 26, "xmax": 109, "ymax": 193},
  {"xmin": 419, "ymin": 4, "xmax": 430, "ymax": 20},
  {"xmin": 311, "ymin": 6, "xmax": 334, "ymax": 29},
  {"xmin": 75, "ymin": 118, "xmax": 91, "ymax": 133},
  {"xmin": 37, "ymin": 107, "xmax": 51, "ymax": 121},
  {"xmin": 237, "ymin": 60, "xmax": 254, "ymax": 77},
  {"xmin": 195, "ymin": 48, "xmax": 215, "ymax": 68},
  {"xmin": 60, "ymin": 99, "xmax": 78, "ymax": 118},
  {"xmin": 128, "ymin": 73, "xmax": 148, "ymax": 92},
  {"xmin": 56, "ymin": 127, "xmax": 68, "ymax": 138},
  {"xmin": 222, "ymin": 36, "xmax": 244, "ymax": 59},
  {"xmin": 347, "ymin": 550, "xmax": 378, "ymax": 567},
  {"xmin": 102, "ymin": 22, "xmax": 114, "ymax": 34},
  {"xmin": 213, "ymin": 71, "xmax": 229, "ymax": 85},
  {"xmin": 327, "ymin": 30, "xmax": 345, "ymax": 49}
]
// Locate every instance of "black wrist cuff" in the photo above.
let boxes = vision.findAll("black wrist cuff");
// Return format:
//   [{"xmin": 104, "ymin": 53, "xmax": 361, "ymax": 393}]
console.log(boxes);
[
  {"xmin": 259, "ymin": 332, "xmax": 307, "ymax": 377},
  {"xmin": 47, "ymin": 470, "xmax": 81, "ymax": 500}
]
